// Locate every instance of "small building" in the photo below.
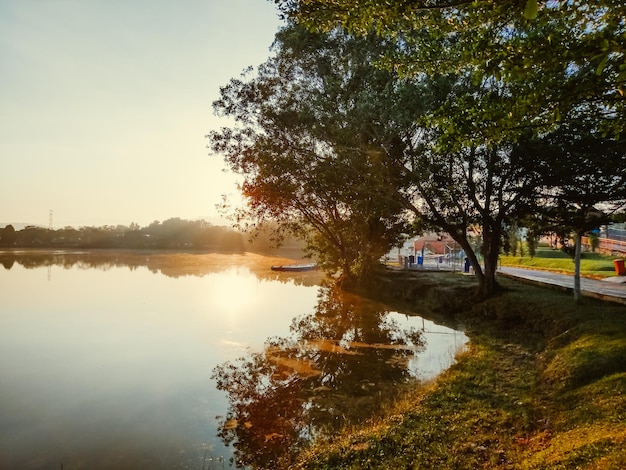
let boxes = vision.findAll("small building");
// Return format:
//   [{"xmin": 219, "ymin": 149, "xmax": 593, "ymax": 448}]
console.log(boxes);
[{"xmin": 413, "ymin": 233, "xmax": 457, "ymax": 257}]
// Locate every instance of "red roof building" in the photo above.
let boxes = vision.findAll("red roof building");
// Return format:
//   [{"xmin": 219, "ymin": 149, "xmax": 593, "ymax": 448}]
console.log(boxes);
[{"xmin": 413, "ymin": 233, "xmax": 457, "ymax": 255}]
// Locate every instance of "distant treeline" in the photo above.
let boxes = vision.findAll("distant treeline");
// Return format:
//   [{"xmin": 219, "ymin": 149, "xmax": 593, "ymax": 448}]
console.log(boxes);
[{"xmin": 0, "ymin": 218, "xmax": 304, "ymax": 253}]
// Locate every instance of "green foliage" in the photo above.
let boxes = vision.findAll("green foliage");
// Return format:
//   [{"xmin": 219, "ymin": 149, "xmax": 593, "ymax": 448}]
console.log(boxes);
[
  {"xmin": 516, "ymin": 122, "xmax": 626, "ymax": 219},
  {"xmin": 211, "ymin": 0, "xmax": 626, "ymax": 302},
  {"xmin": 209, "ymin": 25, "xmax": 420, "ymax": 279},
  {"xmin": 523, "ymin": 0, "xmax": 538, "ymax": 20},
  {"xmin": 278, "ymin": 0, "xmax": 621, "ymax": 287},
  {"xmin": 273, "ymin": 1, "xmax": 625, "ymax": 297},
  {"xmin": 278, "ymin": 0, "xmax": 626, "ymax": 139}
]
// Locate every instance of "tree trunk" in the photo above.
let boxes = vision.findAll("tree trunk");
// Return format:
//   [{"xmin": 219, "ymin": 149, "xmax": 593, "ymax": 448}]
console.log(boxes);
[
  {"xmin": 482, "ymin": 258, "xmax": 498, "ymax": 297},
  {"xmin": 573, "ymin": 232, "xmax": 582, "ymax": 304},
  {"xmin": 447, "ymin": 233, "xmax": 487, "ymax": 296},
  {"xmin": 482, "ymin": 230, "xmax": 501, "ymax": 297}
]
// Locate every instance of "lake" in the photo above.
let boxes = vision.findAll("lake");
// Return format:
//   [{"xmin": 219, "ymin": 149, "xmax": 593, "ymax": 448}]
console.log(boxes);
[{"xmin": 0, "ymin": 250, "xmax": 467, "ymax": 469}]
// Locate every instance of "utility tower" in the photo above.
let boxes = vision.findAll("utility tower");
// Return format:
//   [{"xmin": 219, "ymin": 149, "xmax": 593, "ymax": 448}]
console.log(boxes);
[{"xmin": 49, "ymin": 210, "xmax": 53, "ymax": 230}]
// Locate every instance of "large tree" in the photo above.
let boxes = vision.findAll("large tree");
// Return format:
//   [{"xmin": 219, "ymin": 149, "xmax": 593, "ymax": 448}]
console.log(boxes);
[
  {"xmin": 384, "ymin": 72, "xmax": 545, "ymax": 296},
  {"xmin": 403, "ymin": 140, "xmax": 539, "ymax": 295},
  {"xmin": 515, "ymin": 121, "xmax": 626, "ymax": 302},
  {"xmin": 210, "ymin": 22, "xmax": 545, "ymax": 296},
  {"xmin": 273, "ymin": 0, "xmax": 625, "ymax": 297},
  {"xmin": 208, "ymin": 25, "xmax": 429, "ymax": 281}
]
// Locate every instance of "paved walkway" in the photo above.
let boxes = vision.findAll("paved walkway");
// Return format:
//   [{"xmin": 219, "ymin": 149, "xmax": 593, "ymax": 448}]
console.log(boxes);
[{"xmin": 497, "ymin": 266, "xmax": 626, "ymax": 305}]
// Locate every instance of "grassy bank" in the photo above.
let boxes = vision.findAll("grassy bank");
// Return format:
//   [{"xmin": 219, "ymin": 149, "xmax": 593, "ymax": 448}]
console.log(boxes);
[
  {"xmin": 500, "ymin": 246, "xmax": 620, "ymax": 279},
  {"xmin": 294, "ymin": 272, "xmax": 626, "ymax": 469}
]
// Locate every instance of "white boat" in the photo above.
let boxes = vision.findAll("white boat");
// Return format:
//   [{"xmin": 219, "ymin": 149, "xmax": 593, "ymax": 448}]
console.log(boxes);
[{"xmin": 270, "ymin": 263, "xmax": 318, "ymax": 272}]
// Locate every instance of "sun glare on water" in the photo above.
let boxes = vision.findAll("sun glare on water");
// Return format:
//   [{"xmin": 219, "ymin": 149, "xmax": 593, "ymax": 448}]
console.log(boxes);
[{"xmin": 208, "ymin": 268, "xmax": 259, "ymax": 317}]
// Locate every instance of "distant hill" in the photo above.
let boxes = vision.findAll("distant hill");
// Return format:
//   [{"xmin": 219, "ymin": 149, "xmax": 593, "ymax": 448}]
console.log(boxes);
[{"xmin": 0, "ymin": 223, "xmax": 41, "ymax": 230}]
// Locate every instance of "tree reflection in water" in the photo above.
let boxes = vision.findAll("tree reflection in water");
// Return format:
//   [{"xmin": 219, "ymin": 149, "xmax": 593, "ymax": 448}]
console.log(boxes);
[
  {"xmin": 212, "ymin": 282, "xmax": 427, "ymax": 469},
  {"xmin": 0, "ymin": 250, "xmax": 321, "ymax": 285}
]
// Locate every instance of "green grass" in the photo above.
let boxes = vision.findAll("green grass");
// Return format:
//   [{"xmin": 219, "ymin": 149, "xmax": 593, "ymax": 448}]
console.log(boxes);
[
  {"xmin": 500, "ymin": 246, "xmax": 621, "ymax": 278},
  {"xmin": 293, "ymin": 273, "xmax": 626, "ymax": 469}
]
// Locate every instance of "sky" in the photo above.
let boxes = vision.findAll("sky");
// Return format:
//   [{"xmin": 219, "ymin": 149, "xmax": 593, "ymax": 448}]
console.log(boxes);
[{"xmin": 0, "ymin": 0, "xmax": 283, "ymax": 228}]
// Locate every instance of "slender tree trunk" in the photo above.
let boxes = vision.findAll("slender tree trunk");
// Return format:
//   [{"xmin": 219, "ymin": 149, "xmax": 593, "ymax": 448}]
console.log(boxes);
[
  {"xmin": 481, "ymin": 224, "xmax": 501, "ymax": 297},
  {"xmin": 573, "ymin": 232, "xmax": 582, "ymax": 304},
  {"xmin": 483, "ymin": 254, "xmax": 498, "ymax": 297}
]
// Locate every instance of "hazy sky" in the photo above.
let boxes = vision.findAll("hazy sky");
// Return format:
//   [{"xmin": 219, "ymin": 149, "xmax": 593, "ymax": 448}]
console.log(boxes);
[{"xmin": 1, "ymin": 0, "xmax": 283, "ymax": 228}]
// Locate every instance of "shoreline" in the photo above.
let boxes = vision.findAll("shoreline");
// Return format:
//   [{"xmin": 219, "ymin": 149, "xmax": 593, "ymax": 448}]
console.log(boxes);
[{"xmin": 295, "ymin": 271, "xmax": 626, "ymax": 469}]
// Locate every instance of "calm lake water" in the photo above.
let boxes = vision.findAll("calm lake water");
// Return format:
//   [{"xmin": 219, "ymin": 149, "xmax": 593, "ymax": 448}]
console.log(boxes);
[{"xmin": 0, "ymin": 250, "xmax": 467, "ymax": 469}]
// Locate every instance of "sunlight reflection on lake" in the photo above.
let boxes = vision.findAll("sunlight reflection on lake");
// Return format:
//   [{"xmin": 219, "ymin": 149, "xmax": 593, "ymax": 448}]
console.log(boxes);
[{"xmin": 0, "ymin": 250, "xmax": 467, "ymax": 469}]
